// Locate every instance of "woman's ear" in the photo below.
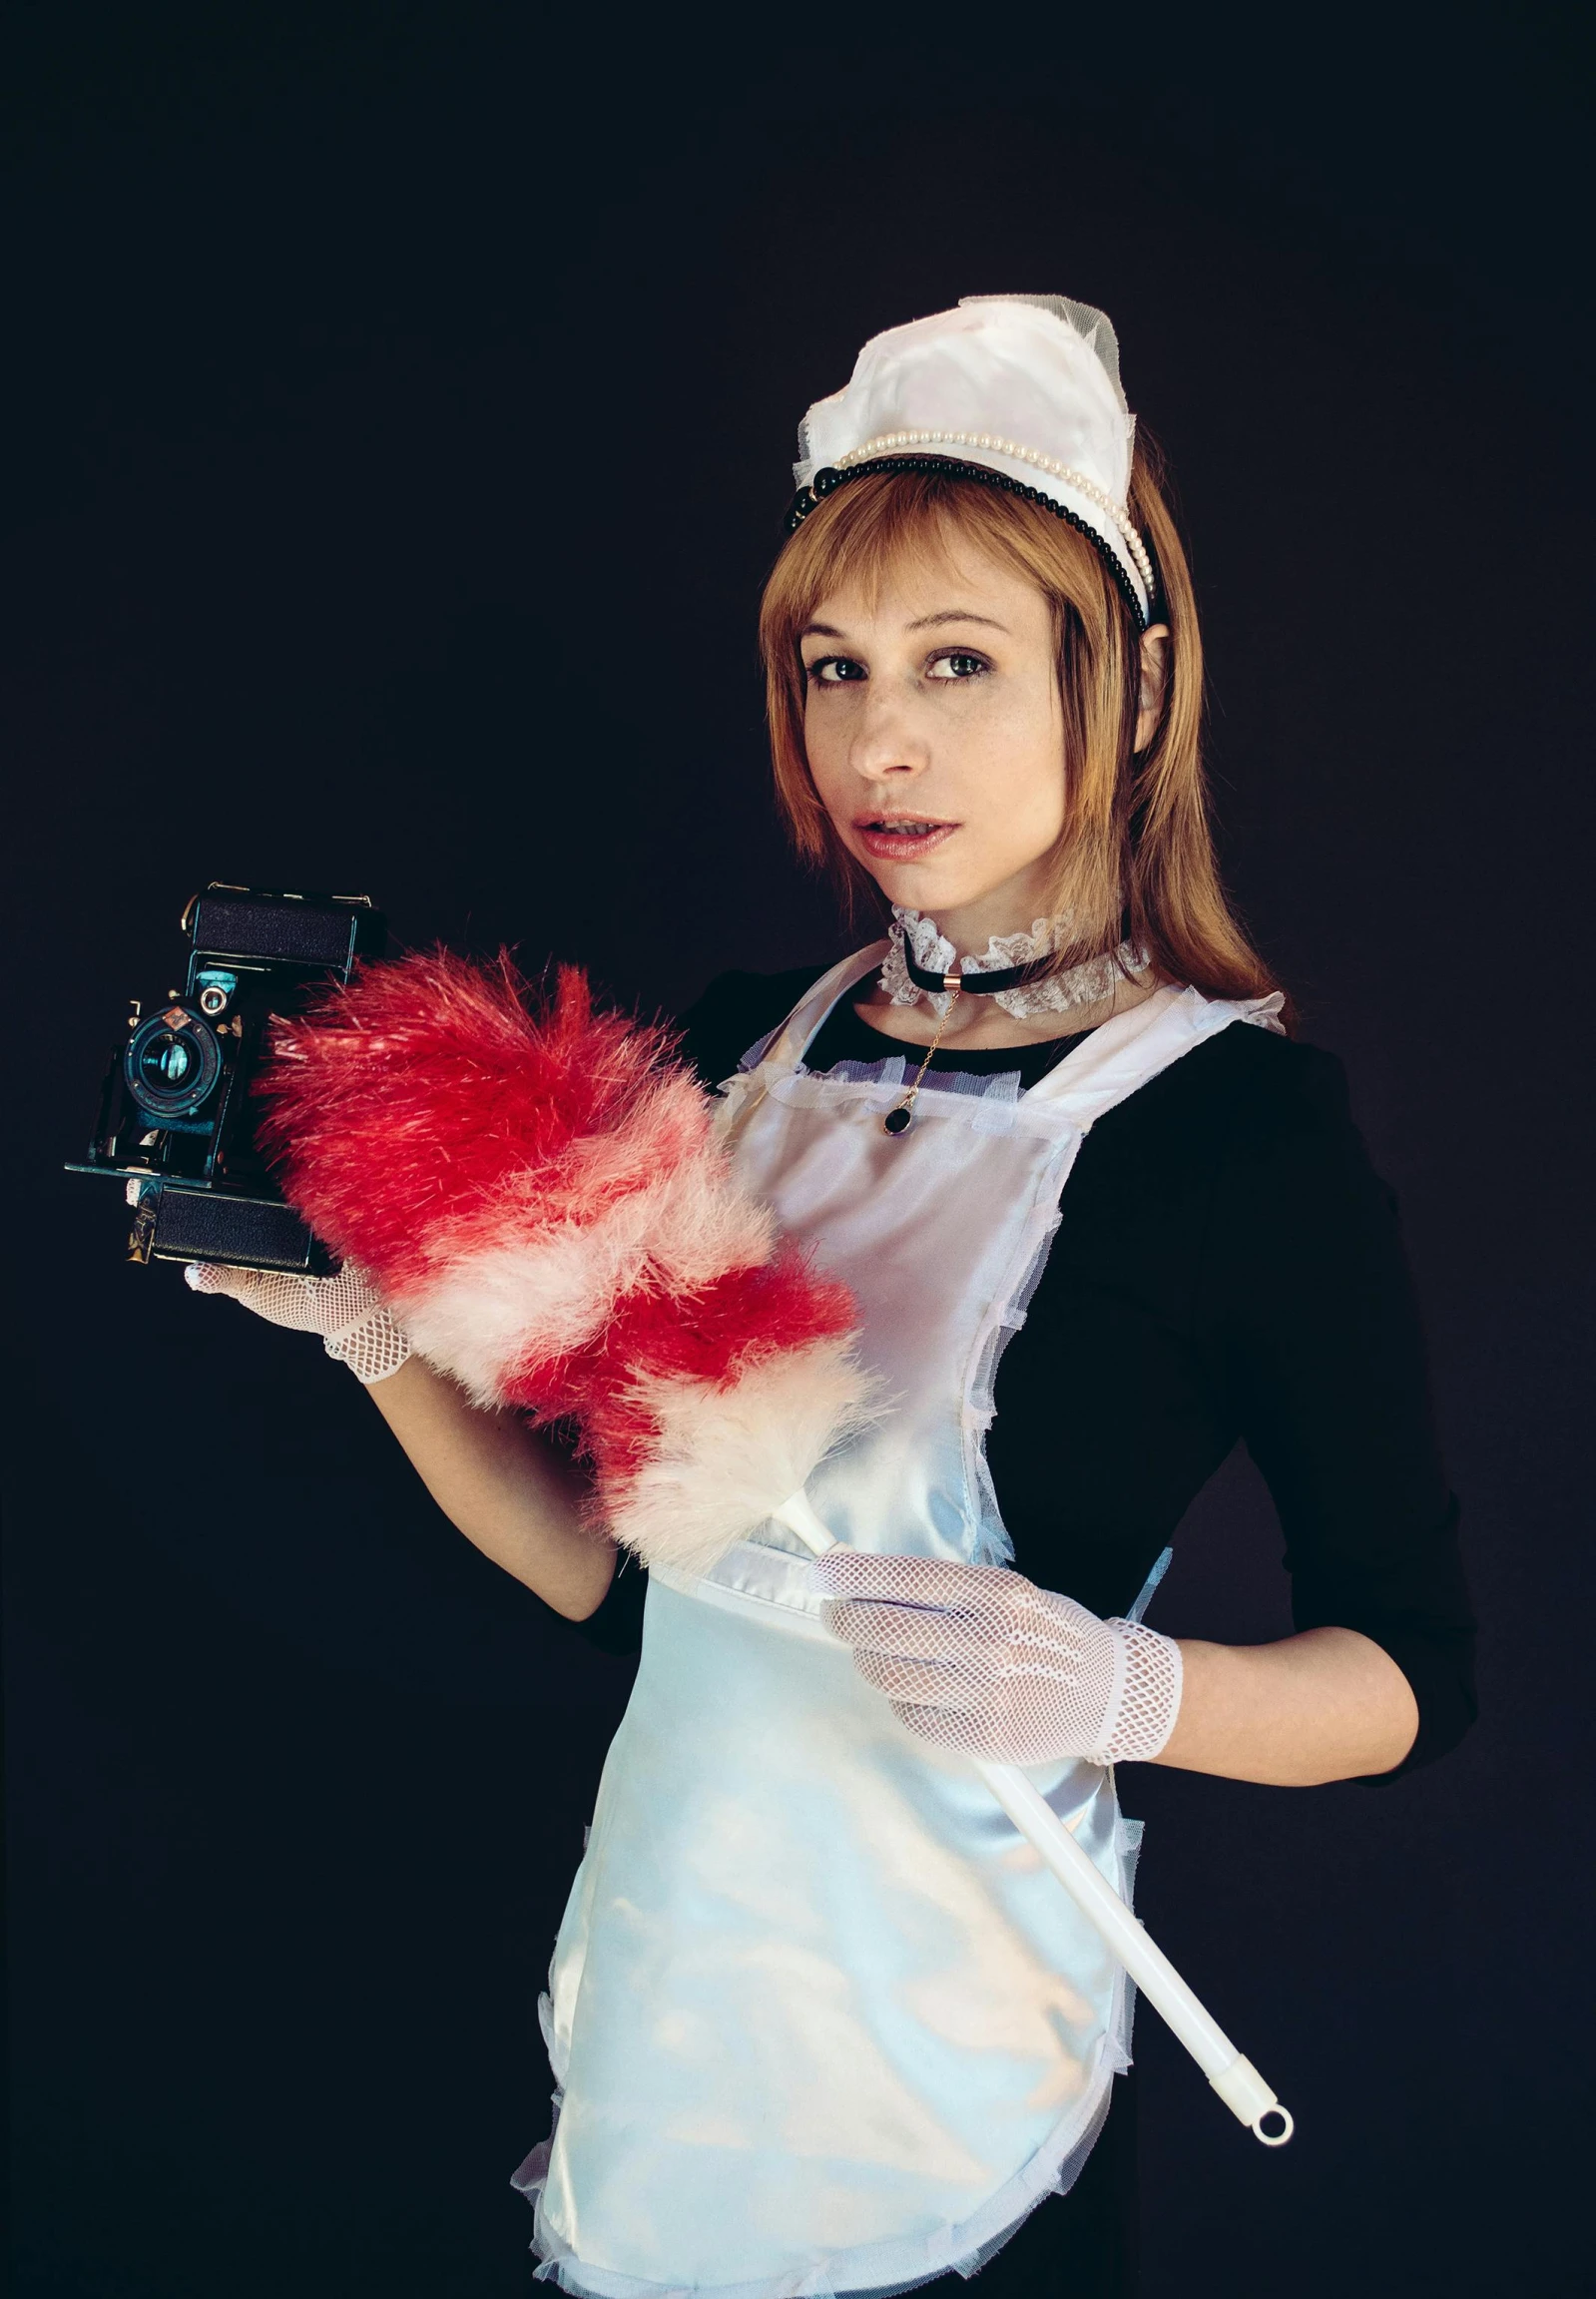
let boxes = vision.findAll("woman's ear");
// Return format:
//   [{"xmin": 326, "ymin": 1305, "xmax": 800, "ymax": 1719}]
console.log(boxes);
[{"xmin": 1135, "ymin": 624, "xmax": 1171, "ymax": 753}]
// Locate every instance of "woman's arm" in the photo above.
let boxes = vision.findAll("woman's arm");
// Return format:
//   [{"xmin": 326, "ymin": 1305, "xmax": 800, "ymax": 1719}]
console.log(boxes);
[
  {"xmin": 189, "ymin": 1263, "xmax": 620, "ymax": 1620},
  {"xmin": 365, "ymin": 1356, "xmax": 616, "ymax": 1620},
  {"xmin": 1156, "ymin": 1625, "xmax": 1419, "ymax": 1786},
  {"xmin": 370, "ymin": 1352, "xmax": 1424, "ymax": 1756},
  {"xmin": 1202, "ymin": 1038, "xmax": 1476, "ymax": 1784},
  {"xmin": 819, "ymin": 1549, "xmax": 1421, "ymax": 1787}
]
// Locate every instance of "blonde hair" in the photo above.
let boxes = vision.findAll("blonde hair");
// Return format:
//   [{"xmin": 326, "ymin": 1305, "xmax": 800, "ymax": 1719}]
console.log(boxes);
[{"xmin": 758, "ymin": 442, "xmax": 1283, "ymax": 1012}]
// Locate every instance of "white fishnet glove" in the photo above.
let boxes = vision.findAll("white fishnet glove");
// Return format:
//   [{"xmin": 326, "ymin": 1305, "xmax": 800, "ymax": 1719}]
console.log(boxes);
[
  {"xmin": 183, "ymin": 1260, "xmax": 412, "ymax": 1386},
  {"xmin": 815, "ymin": 1550, "xmax": 1183, "ymax": 1768}
]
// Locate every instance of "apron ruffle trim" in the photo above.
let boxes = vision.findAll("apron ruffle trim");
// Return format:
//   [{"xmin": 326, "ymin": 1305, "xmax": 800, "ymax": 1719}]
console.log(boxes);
[{"xmin": 513, "ymin": 2046, "xmax": 1127, "ymax": 2299}]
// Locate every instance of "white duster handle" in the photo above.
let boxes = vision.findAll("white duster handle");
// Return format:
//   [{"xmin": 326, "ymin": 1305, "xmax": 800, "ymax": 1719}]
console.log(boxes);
[{"xmin": 775, "ymin": 1493, "xmax": 1294, "ymax": 2147}]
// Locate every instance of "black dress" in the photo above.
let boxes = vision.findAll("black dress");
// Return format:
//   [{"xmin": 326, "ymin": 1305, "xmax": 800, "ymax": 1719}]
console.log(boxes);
[{"xmin": 564, "ymin": 966, "xmax": 1477, "ymax": 2297}]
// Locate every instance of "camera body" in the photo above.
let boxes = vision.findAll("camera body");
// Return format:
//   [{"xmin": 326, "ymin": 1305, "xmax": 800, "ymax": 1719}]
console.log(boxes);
[{"xmin": 68, "ymin": 883, "xmax": 386, "ymax": 1272}]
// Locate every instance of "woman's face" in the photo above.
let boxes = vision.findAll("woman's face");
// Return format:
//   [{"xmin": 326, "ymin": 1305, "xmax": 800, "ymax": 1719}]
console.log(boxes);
[{"xmin": 799, "ymin": 536, "xmax": 1068, "ymax": 932}]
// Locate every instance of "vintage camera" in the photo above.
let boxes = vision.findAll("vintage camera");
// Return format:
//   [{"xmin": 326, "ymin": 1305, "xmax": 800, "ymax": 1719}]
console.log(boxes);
[{"xmin": 68, "ymin": 883, "xmax": 386, "ymax": 1273}]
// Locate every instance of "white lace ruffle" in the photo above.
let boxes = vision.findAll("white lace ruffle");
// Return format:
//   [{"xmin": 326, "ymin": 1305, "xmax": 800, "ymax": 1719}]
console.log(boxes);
[{"xmin": 879, "ymin": 906, "xmax": 1147, "ymax": 1019}]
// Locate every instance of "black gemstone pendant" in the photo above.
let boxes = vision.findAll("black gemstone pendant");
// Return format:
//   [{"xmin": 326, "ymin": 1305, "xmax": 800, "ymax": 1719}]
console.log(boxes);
[{"xmin": 882, "ymin": 1105, "xmax": 913, "ymax": 1135}]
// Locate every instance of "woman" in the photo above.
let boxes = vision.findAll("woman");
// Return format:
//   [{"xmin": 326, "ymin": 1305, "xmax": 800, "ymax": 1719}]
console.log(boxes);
[{"xmin": 195, "ymin": 295, "xmax": 1475, "ymax": 2296}]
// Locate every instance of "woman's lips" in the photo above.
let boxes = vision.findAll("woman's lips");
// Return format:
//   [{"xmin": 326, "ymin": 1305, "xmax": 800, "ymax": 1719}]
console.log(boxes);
[{"xmin": 852, "ymin": 817, "xmax": 960, "ymax": 862}]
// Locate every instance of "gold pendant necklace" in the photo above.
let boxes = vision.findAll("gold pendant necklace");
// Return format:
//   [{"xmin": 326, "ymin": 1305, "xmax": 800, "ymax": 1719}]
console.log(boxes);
[{"xmin": 881, "ymin": 978, "xmax": 961, "ymax": 1136}]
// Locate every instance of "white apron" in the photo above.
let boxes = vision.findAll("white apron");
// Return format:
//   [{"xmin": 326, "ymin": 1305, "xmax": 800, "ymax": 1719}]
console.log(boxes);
[{"xmin": 515, "ymin": 950, "xmax": 1281, "ymax": 2299}]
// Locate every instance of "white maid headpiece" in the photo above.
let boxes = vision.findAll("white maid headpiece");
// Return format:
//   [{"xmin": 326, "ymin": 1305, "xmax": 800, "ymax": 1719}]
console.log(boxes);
[{"xmin": 788, "ymin": 293, "xmax": 1155, "ymax": 624}]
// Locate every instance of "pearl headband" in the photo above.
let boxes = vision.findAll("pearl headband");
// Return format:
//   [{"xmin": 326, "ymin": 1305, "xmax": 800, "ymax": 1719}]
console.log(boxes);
[{"xmin": 829, "ymin": 430, "xmax": 1156, "ymax": 603}]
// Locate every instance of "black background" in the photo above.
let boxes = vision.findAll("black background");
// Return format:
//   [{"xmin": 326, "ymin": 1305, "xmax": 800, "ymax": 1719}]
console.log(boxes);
[{"xmin": 4, "ymin": 7, "xmax": 1592, "ymax": 2294}]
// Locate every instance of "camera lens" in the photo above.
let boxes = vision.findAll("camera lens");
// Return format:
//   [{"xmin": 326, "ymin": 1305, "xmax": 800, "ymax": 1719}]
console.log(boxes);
[
  {"xmin": 124, "ymin": 1003, "xmax": 224, "ymax": 1121},
  {"xmin": 146, "ymin": 1038, "xmax": 193, "ymax": 1085}
]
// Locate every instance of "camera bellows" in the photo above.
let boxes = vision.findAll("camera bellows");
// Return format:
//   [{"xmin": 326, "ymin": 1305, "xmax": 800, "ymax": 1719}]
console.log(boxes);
[{"xmin": 256, "ymin": 953, "xmax": 871, "ymax": 1575}]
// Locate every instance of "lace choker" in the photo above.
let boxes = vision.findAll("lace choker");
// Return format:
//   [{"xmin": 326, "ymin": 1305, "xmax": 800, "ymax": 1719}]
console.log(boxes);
[{"xmin": 879, "ymin": 907, "xmax": 1146, "ymax": 1020}]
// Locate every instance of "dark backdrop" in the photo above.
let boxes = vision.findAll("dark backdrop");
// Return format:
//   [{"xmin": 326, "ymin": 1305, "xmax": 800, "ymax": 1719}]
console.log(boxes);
[{"xmin": 5, "ymin": 9, "xmax": 1591, "ymax": 2295}]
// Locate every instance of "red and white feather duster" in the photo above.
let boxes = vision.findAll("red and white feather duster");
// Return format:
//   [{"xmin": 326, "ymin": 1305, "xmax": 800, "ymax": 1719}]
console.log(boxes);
[{"xmin": 255, "ymin": 952, "xmax": 872, "ymax": 1574}]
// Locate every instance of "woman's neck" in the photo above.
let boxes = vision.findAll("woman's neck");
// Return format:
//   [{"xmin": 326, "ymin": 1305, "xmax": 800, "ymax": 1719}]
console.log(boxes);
[
  {"xmin": 905, "ymin": 890, "xmax": 1044, "ymax": 958},
  {"xmin": 854, "ymin": 973, "xmax": 1153, "ymax": 1051},
  {"xmin": 854, "ymin": 901, "xmax": 1157, "ymax": 1051}
]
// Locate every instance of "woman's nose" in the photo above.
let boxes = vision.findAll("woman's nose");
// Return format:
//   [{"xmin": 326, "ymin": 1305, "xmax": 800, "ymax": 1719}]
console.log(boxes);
[{"xmin": 849, "ymin": 688, "xmax": 928, "ymax": 783}]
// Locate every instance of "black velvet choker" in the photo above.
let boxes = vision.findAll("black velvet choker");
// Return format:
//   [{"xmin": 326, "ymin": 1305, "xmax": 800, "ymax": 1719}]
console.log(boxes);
[{"xmin": 898, "ymin": 933, "xmax": 1061, "ymax": 999}]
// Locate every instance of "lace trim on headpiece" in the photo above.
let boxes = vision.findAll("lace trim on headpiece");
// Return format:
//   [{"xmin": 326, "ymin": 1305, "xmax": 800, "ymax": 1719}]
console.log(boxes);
[
  {"xmin": 786, "ymin": 456, "xmax": 1154, "ymax": 629},
  {"xmin": 880, "ymin": 906, "xmax": 1148, "ymax": 1020}
]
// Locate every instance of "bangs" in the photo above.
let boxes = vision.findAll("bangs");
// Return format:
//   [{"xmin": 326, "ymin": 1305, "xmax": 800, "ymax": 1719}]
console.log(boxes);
[{"xmin": 763, "ymin": 469, "xmax": 1109, "ymax": 634}]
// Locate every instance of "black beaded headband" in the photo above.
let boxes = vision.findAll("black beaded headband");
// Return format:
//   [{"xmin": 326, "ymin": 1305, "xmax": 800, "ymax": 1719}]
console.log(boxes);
[{"xmin": 784, "ymin": 454, "xmax": 1157, "ymax": 630}]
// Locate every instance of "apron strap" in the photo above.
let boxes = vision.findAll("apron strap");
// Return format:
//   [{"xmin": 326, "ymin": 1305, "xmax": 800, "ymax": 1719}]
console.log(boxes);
[
  {"xmin": 731, "ymin": 951, "xmax": 891, "ymax": 1094},
  {"xmin": 712, "ymin": 943, "xmax": 887, "ymax": 1144},
  {"xmin": 1020, "ymin": 984, "xmax": 1285, "ymax": 1130},
  {"xmin": 752, "ymin": 942, "xmax": 888, "ymax": 1077}
]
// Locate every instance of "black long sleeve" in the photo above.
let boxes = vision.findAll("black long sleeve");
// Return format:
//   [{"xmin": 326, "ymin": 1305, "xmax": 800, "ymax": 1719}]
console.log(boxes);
[
  {"xmin": 1203, "ymin": 1042, "xmax": 1476, "ymax": 1771},
  {"xmin": 565, "ymin": 968, "xmax": 1476, "ymax": 1778}
]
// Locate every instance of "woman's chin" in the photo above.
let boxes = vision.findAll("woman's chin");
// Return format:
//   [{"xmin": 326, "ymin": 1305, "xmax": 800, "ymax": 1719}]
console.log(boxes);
[
  {"xmin": 856, "ymin": 856, "xmax": 1020, "ymax": 920},
  {"xmin": 847, "ymin": 846, "xmax": 966, "ymax": 909},
  {"xmin": 866, "ymin": 868, "xmax": 959, "ymax": 913}
]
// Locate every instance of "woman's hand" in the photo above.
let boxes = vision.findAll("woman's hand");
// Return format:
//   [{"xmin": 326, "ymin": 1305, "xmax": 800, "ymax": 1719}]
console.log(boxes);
[
  {"xmin": 815, "ymin": 1550, "xmax": 1421, "ymax": 1785},
  {"xmin": 814, "ymin": 1550, "xmax": 1182, "ymax": 1768},
  {"xmin": 185, "ymin": 1260, "xmax": 411, "ymax": 1385}
]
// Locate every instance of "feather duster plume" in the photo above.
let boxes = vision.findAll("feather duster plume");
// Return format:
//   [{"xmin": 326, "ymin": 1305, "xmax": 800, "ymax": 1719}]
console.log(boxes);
[{"xmin": 255, "ymin": 951, "xmax": 872, "ymax": 1573}]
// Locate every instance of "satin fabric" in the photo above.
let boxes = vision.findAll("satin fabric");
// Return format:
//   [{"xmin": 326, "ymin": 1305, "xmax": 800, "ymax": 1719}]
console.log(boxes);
[
  {"xmin": 794, "ymin": 297, "xmax": 1150, "ymax": 620},
  {"xmin": 516, "ymin": 954, "xmax": 1279, "ymax": 2297}
]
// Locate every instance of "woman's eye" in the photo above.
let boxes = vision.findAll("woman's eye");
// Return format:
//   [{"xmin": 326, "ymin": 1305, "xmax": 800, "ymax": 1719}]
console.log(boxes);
[
  {"xmin": 926, "ymin": 651, "xmax": 989, "ymax": 681},
  {"xmin": 805, "ymin": 656, "xmax": 866, "ymax": 685}
]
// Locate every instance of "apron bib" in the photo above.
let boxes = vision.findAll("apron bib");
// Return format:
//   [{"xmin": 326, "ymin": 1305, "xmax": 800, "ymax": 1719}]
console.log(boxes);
[{"xmin": 516, "ymin": 951, "xmax": 1280, "ymax": 2298}]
